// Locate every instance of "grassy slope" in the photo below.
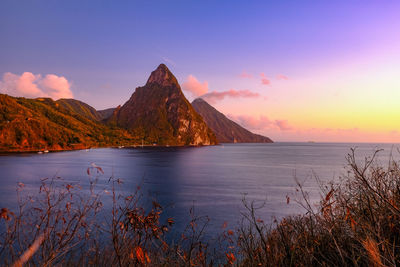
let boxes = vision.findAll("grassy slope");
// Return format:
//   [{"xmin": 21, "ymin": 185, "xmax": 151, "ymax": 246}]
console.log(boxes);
[
  {"xmin": 0, "ymin": 94, "xmax": 138, "ymax": 151},
  {"xmin": 56, "ymin": 98, "xmax": 102, "ymax": 121}
]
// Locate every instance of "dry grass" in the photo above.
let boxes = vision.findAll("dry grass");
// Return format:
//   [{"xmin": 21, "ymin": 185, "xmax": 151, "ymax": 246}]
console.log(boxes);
[
  {"xmin": 1, "ymin": 148, "xmax": 400, "ymax": 266},
  {"xmin": 235, "ymin": 148, "xmax": 400, "ymax": 266}
]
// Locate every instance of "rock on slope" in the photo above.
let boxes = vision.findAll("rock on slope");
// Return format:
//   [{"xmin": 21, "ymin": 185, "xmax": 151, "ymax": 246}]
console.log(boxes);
[
  {"xmin": 108, "ymin": 64, "xmax": 217, "ymax": 145},
  {"xmin": 192, "ymin": 98, "xmax": 273, "ymax": 143}
]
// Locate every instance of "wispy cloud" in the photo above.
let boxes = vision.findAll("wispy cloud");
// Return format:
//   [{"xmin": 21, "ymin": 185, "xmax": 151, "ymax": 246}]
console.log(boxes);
[
  {"xmin": 260, "ymin": 73, "xmax": 271, "ymax": 85},
  {"xmin": 182, "ymin": 75, "xmax": 209, "ymax": 97},
  {"xmin": 202, "ymin": 89, "xmax": 260, "ymax": 103},
  {"xmin": 274, "ymin": 120, "xmax": 292, "ymax": 130},
  {"xmin": 239, "ymin": 71, "xmax": 253, "ymax": 79},
  {"xmin": 276, "ymin": 74, "xmax": 289, "ymax": 80},
  {"xmin": 228, "ymin": 114, "xmax": 292, "ymax": 131},
  {"xmin": 0, "ymin": 72, "xmax": 73, "ymax": 100},
  {"xmin": 182, "ymin": 74, "xmax": 261, "ymax": 103}
]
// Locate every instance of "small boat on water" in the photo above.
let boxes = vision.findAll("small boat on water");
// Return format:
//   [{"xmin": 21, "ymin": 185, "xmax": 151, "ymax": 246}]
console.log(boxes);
[
  {"xmin": 37, "ymin": 151, "xmax": 43, "ymax": 154},
  {"xmin": 43, "ymin": 150, "xmax": 49, "ymax": 153}
]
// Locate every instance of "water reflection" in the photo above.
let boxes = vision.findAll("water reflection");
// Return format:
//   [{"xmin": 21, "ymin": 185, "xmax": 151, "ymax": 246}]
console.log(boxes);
[{"xmin": 0, "ymin": 143, "xmax": 398, "ymax": 234}]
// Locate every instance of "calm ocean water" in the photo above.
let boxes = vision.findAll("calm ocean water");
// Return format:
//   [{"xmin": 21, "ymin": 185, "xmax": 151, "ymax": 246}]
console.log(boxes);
[{"xmin": 0, "ymin": 142, "xmax": 398, "ymax": 233}]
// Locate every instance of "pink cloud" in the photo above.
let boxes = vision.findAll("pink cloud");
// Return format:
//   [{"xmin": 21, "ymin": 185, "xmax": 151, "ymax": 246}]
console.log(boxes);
[
  {"xmin": 202, "ymin": 89, "xmax": 260, "ymax": 103},
  {"xmin": 261, "ymin": 78, "xmax": 271, "ymax": 85},
  {"xmin": 274, "ymin": 120, "xmax": 292, "ymax": 131},
  {"xmin": 239, "ymin": 71, "xmax": 253, "ymax": 79},
  {"xmin": 0, "ymin": 72, "xmax": 73, "ymax": 99},
  {"xmin": 276, "ymin": 74, "xmax": 289, "ymax": 80},
  {"xmin": 38, "ymin": 74, "xmax": 72, "ymax": 99},
  {"xmin": 230, "ymin": 114, "xmax": 272, "ymax": 130},
  {"xmin": 182, "ymin": 75, "xmax": 209, "ymax": 97},
  {"xmin": 260, "ymin": 72, "xmax": 271, "ymax": 85},
  {"xmin": 0, "ymin": 72, "xmax": 42, "ymax": 98},
  {"xmin": 227, "ymin": 114, "xmax": 292, "ymax": 131}
]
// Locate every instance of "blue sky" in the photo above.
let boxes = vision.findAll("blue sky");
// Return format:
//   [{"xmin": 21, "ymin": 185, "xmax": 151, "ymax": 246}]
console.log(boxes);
[{"xmin": 1, "ymin": 1, "xmax": 399, "ymax": 141}]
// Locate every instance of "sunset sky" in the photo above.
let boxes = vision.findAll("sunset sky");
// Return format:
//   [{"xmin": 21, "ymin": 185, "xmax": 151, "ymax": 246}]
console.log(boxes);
[{"xmin": 1, "ymin": 1, "xmax": 399, "ymax": 142}]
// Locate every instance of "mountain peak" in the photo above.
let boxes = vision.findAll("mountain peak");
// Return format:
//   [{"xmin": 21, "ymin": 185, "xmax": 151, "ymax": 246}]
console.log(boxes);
[
  {"xmin": 192, "ymin": 98, "xmax": 206, "ymax": 104},
  {"xmin": 108, "ymin": 64, "xmax": 217, "ymax": 146},
  {"xmin": 146, "ymin": 64, "xmax": 179, "ymax": 87}
]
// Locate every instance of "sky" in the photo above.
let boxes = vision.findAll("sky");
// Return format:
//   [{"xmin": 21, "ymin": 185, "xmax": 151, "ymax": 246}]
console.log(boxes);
[{"xmin": 0, "ymin": 0, "xmax": 399, "ymax": 142}]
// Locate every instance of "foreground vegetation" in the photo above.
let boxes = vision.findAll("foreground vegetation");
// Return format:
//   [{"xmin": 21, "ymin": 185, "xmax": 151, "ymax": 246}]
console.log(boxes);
[{"xmin": 1, "ymin": 149, "xmax": 400, "ymax": 266}]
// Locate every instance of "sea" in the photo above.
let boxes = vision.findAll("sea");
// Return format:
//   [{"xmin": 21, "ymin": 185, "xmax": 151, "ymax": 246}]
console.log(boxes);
[{"xmin": 0, "ymin": 142, "xmax": 398, "ymax": 236}]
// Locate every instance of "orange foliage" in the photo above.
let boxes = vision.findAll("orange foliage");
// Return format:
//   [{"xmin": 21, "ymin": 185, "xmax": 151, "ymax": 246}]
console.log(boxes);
[{"xmin": 225, "ymin": 252, "xmax": 236, "ymax": 265}]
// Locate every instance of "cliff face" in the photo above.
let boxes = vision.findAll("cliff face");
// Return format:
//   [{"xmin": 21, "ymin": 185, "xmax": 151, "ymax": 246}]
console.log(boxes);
[
  {"xmin": 108, "ymin": 64, "xmax": 217, "ymax": 145},
  {"xmin": 108, "ymin": 64, "xmax": 217, "ymax": 146},
  {"xmin": 192, "ymin": 98, "xmax": 273, "ymax": 143}
]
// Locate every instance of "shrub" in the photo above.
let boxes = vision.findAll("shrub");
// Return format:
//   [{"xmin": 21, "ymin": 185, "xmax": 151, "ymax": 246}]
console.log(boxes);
[
  {"xmin": 1, "ymin": 149, "xmax": 400, "ymax": 266},
  {"xmin": 236, "ymin": 148, "xmax": 400, "ymax": 266}
]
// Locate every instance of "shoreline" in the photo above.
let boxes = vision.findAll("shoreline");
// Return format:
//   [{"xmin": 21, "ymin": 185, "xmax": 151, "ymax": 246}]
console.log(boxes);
[
  {"xmin": 0, "ymin": 143, "xmax": 222, "ymax": 154},
  {"xmin": 0, "ymin": 141, "xmax": 280, "ymax": 154}
]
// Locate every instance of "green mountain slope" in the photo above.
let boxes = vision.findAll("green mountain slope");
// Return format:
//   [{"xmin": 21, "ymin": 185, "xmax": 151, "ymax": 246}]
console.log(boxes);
[
  {"xmin": 56, "ymin": 98, "xmax": 102, "ymax": 121},
  {"xmin": 0, "ymin": 94, "xmax": 137, "ymax": 152}
]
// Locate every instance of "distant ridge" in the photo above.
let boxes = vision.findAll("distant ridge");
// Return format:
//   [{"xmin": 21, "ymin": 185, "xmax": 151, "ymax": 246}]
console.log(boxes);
[
  {"xmin": 97, "ymin": 107, "xmax": 116, "ymax": 120},
  {"xmin": 107, "ymin": 64, "xmax": 217, "ymax": 146},
  {"xmin": 192, "ymin": 98, "xmax": 273, "ymax": 143},
  {"xmin": 56, "ymin": 98, "xmax": 102, "ymax": 121}
]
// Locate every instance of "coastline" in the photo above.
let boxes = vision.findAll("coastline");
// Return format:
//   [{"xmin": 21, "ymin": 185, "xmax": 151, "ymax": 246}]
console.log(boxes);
[{"xmin": 0, "ymin": 143, "xmax": 222, "ymax": 154}]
